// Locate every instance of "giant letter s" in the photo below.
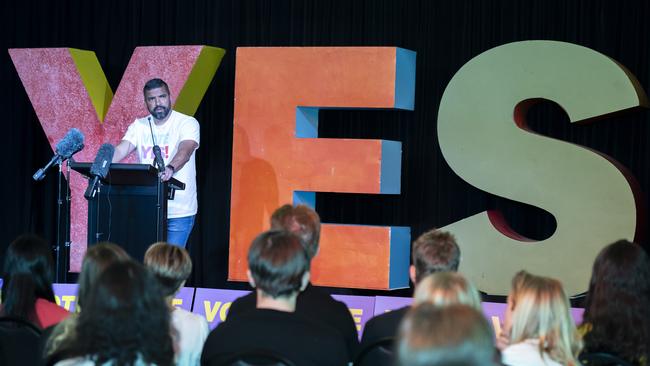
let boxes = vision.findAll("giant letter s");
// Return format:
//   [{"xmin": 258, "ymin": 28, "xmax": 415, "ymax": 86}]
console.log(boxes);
[{"xmin": 438, "ymin": 41, "xmax": 647, "ymax": 295}]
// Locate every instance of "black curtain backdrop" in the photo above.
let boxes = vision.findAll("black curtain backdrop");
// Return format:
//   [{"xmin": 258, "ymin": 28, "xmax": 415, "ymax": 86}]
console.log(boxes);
[{"xmin": 2, "ymin": 0, "xmax": 649, "ymax": 296}]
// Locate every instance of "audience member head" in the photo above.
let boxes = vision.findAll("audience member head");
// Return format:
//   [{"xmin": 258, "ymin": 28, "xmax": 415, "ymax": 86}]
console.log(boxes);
[
  {"xmin": 1, "ymin": 234, "xmax": 55, "ymax": 322},
  {"xmin": 397, "ymin": 303, "xmax": 496, "ymax": 366},
  {"xmin": 270, "ymin": 204, "xmax": 321, "ymax": 260},
  {"xmin": 413, "ymin": 272, "xmax": 482, "ymax": 311},
  {"xmin": 77, "ymin": 242, "xmax": 129, "ymax": 309},
  {"xmin": 410, "ymin": 229, "xmax": 460, "ymax": 284},
  {"xmin": 144, "ymin": 241, "xmax": 193, "ymax": 299},
  {"xmin": 582, "ymin": 240, "xmax": 650, "ymax": 362},
  {"xmin": 505, "ymin": 271, "xmax": 581, "ymax": 365},
  {"xmin": 247, "ymin": 230, "xmax": 310, "ymax": 299},
  {"xmin": 69, "ymin": 261, "xmax": 174, "ymax": 366}
]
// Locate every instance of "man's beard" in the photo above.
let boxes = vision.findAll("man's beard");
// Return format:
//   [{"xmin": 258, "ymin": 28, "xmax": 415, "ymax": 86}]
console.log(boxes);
[{"xmin": 151, "ymin": 106, "xmax": 171, "ymax": 120}]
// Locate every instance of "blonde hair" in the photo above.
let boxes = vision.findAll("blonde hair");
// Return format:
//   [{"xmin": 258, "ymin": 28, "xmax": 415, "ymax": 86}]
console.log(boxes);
[
  {"xmin": 144, "ymin": 242, "xmax": 192, "ymax": 297},
  {"xmin": 508, "ymin": 271, "xmax": 582, "ymax": 365},
  {"xmin": 413, "ymin": 272, "xmax": 482, "ymax": 311}
]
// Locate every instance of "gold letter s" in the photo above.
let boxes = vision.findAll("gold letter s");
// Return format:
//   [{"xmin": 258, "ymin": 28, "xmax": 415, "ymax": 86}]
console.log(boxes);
[{"xmin": 438, "ymin": 41, "xmax": 647, "ymax": 295}]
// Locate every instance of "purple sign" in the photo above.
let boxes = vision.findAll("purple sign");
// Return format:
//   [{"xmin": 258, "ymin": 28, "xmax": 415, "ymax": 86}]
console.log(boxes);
[
  {"xmin": 50, "ymin": 284, "xmax": 195, "ymax": 313},
  {"xmin": 192, "ymin": 288, "xmax": 251, "ymax": 329},
  {"xmin": 171, "ymin": 287, "xmax": 195, "ymax": 311},
  {"xmin": 373, "ymin": 295, "xmax": 412, "ymax": 315},
  {"xmin": 332, "ymin": 295, "xmax": 376, "ymax": 337},
  {"xmin": 53, "ymin": 283, "xmax": 79, "ymax": 312},
  {"xmin": 369, "ymin": 296, "xmax": 584, "ymax": 338}
]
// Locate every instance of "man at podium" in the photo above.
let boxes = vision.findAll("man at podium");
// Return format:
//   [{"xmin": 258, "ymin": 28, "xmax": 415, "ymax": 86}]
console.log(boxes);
[{"xmin": 112, "ymin": 78, "xmax": 200, "ymax": 247}]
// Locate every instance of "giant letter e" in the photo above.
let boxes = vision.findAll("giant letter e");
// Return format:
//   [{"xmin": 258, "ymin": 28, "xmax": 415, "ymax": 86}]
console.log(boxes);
[{"xmin": 230, "ymin": 48, "xmax": 415, "ymax": 289}]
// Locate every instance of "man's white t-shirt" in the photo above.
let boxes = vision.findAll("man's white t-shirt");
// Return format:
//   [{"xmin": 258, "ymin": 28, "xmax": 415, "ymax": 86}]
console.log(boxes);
[{"xmin": 122, "ymin": 110, "xmax": 200, "ymax": 218}]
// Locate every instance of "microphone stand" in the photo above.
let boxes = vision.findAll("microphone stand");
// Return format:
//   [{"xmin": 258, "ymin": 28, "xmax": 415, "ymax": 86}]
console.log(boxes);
[
  {"xmin": 63, "ymin": 161, "xmax": 72, "ymax": 283},
  {"xmin": 54, "ymin": 159, "xmax": 72, "ymax": 283}
]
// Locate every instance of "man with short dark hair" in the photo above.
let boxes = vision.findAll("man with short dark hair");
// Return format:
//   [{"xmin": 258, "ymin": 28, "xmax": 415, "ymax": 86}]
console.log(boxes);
[
  {"xmin": 200, "ymin": 230, "xmax": 349, "ymax": 366},
  {"xmin": 410, "ymin": 229, "xmax": 460, "ymax": 283},
  {"xmin": 359, "ymin": 228, "xmax": 461, "ymax": 355},
  {"xmin": 227, "ymin": 204, "xmax": 360, "ymax": 356},
  {"xmin": 112, "ymin": 78, "xmax": 200, "ymax": 247}
]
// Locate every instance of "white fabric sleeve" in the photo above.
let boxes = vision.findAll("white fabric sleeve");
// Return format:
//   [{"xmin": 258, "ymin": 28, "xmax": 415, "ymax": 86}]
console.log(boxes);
[
  {"xmin": 179, "ymin": 117, "xmax": 200, "ymax": 148},
  {"xmin": 122, "ymin": 120, "xmax": 140, "ymax": 146}
]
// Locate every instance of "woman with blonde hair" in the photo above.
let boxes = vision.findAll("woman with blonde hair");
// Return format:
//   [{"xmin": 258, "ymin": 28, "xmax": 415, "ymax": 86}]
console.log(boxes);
[
  {"xmin": 144, "ymin": 242, "xmax": 208, "ymax": 366},
  {"xmin": 502, "ymin": 271, "xmax": 582, "ymax": 366},
  {"xmin": 413, "ymin": 271, "xmax": 482, "ymax": 311}
]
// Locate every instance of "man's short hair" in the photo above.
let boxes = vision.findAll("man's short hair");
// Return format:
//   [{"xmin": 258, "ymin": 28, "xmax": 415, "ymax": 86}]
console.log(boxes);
[
  {"xmin": 270, "ymin": 204, "xmax": 321, "ymax": 260},
  {"xmin": 143, "ymin": 78, "xmax": 170, "ymax": 95},
  {"xmin": 248, "ymin": 230, "xmax": 310, "ymax": 298},
  {"xmin": 397, "ymin": 304, "xmax": 496, "ymax": 366},
  {"xmin": 411, "ymin": 229, "xmax": 460, "ymax": 283},
  {"xmin": 144, "ymin": 242, "xmax": 192, "ymax": 297}
]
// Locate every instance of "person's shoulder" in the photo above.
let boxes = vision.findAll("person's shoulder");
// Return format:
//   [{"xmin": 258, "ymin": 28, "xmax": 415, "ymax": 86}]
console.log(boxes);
[
  {"xmin": 300, "ymin": 285, "xmax": 342, "ymax": 306},
  {"xmin": 35, "ymin": 298, "xmax": 70, "ymax": 324},
  {"xmin": 172, "ymin": 307, "xmax": 207, "ymax": 325},
  {"xmin": 130, "ymin": 116, "xmax": 151, "ymax": 127},
  {"xmin": 360, "ymin": 306, "xmax": 407, "ymax": 347},
  {"xmin": 227, "ymin": 292, "xmax": 256, "ymax": 316},
  {"xmin": 502, "ymin": 339, "xmax": 560, "ymax": 366},
  {"xmin": 170, "ymin": 110, "xmax": 199, "ymax": 124},
  {"xmin": 52, "ymin": 356, "xmax": 94, "ymax": 366},
  {"xmin": 366, "ymin": 305, "xmax": 408, "ymax": 331},
  {"xmin": 298, "ymin": 286, "xmax": 353, "ymax": 320}
]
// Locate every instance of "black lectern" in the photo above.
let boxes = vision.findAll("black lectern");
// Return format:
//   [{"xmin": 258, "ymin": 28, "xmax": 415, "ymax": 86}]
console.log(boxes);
[{"xmin": 71, "ymin": 162, "xmax": 185, "ymax": 261}]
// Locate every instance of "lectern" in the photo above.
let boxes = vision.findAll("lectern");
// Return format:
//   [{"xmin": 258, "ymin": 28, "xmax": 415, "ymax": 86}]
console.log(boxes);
[{"xmin": 71, "ymin": 162, "xmax": 185, "ymax": 261}]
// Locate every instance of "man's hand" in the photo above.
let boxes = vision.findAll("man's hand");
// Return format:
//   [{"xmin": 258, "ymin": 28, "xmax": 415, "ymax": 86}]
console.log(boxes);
[{"xmin": 161, "ymin": 165, "xmax": 174, "ymax": 182}]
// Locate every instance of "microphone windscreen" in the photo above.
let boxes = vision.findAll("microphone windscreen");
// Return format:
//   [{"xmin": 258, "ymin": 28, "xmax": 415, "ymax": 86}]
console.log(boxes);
[
  {"xmin": 55, "ymin": 128, "xmax": 85, "ymax": 158},
  {"xmin": 90, "ymin": 143, "xmax": 115, "ymax": 178}
]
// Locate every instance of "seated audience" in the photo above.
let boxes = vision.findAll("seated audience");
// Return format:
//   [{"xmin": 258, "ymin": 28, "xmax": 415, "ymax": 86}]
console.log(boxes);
[
  {"xmin": 501, "ymin": 271, "xmax": 582, "ymax": 366},
  {"xmin": 44, "ymin": 242, "xmax": 130, "ymax": 359},
  {"xmin": 580, "ymin": 240, "xmax": 650, "ymax": 365},
  {"xmin": 227, "ymin": 204, "xmax": 358, "ymax": 355},
  {"xmin": 201, "ymin": 230, "xmax": 349, "ymax": 366},
  {"xmin": 1, "ymin": 234, "xmax": 69, "ymax": 328},
  {"xmin": 50, "ymin": 261, "xmax": 174, "ymax": 366},
  {"xmin": 145, "ymin": 242, "xmax": 209, "ymax": 366},
  {"xmin": 361, "ymin": 229, "xmax": 461, "ymax": 349},
  {"xmin": 397, "ymin": 303, "xmax": 496, "ymax": 366}
]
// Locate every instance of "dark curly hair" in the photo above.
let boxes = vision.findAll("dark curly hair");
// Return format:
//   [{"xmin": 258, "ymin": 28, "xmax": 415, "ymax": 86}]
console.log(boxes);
[
  {"xmin": 1, "ymin": 234, "xmax": 56, "ymax": 325},
  {"xmin": 582, "ymin": 240, "xmax": 650, "ymax": 363},
  {"xmin": 62, "ymin": 260, "xmax": 174, "ymax": 366}
]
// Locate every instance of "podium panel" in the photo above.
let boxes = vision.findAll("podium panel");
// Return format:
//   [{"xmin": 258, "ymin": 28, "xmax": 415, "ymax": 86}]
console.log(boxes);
[
  {"xmin": 71, "ymin": 162, "xmax": 184, "ymax": 261},
  {"xmin": 88, "ymin": 184, "xmax": 165, "ymax": 261}
]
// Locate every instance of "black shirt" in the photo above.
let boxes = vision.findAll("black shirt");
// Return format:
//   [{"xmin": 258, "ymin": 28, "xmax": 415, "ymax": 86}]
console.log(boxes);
[
  {"xmin": 359, "ymin": 306, "xmax": 408, "ymax": 349},
  {"xmin": 227, "ymin": 284, "xmax": 360, "ymax": 356},
  {"xmin": 201, "ymin": 308, "xmax": 349, "ymax": 366}
]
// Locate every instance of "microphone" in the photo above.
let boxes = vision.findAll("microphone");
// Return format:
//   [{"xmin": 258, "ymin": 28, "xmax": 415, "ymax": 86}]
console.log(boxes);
[
  {"xmin": 84, "ymin": 143, "xmax": 115, "ymax": 200},
  {"xmin": 153, "ymin": 145, "xmax": 165, "ymax": 172},
  {"xmin": 33, "ymin": 128, "xmax": 85, "ymax": 181},
  {"xmin": 148, "ymin": 117, "xmax": 165, "ymax": 172}
]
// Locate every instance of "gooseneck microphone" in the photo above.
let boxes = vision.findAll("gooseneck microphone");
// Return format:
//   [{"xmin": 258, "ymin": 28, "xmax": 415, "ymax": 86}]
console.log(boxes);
[
  {"xmin": 148, "ymin": 117, "xmax": 165, "ymax": 172},
  {"xmin": 84, "ymin": 143, "xmax": 115, "ymax": 200},
  {"xmin": 33, "ymin": 128, "xmax": 85, "ymax": 181}
]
